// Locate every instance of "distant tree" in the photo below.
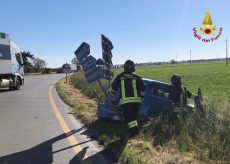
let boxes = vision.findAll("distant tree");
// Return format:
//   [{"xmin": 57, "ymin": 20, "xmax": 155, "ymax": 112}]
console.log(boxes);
[
  {"xmin": 42, "ymin": 67, "xmax": 51, "ymax": 74},
  {"xmin": 21, "ymin": 51, "xmax": 34, "ymax": 65},
  {"xmin": 16, "ymin": 51, "xmax": 34, "ymax": 73},
  {"xmin": 71, "ymin": 57, "xmax": 82, "ymax": 71},
  {"xmin": 32, "ymin": 58, "xmax": 46, "ymax": 73},
  {"xmin": 71, "ymin": 57, "xmax": 79, "ymax": 65},
  {"xmin": 170, "ymin": 59, "xmax": 177, "ymax": 64}
]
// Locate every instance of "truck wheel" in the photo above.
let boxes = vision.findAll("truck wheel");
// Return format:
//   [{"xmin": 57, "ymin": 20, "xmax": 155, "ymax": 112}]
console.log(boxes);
[
  {"xmin": 9, "ymin": 79, "xmax": 15, "ymax": 91},
  {"xmin": 9, "ymin": 86, "xmax": 14, "ymax": 91},
  {"xmin": 15, "ymin": 77, "xmax": 20, "ymax": 90}
]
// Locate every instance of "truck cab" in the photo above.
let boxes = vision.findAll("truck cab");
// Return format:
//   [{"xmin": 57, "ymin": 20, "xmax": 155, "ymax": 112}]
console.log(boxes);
[{"xmin": 0, "ymin": 32, "xmax": 24, "ymax": 90}]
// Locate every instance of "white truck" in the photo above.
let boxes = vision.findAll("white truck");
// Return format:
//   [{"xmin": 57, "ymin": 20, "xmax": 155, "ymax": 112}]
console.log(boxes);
[{"xmin": 0, "ymin": 32, "xmax": 24, "ymax": 90}]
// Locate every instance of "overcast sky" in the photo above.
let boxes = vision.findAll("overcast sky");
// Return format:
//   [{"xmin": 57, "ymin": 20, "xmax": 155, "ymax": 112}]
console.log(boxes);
[{"xmin": 1, "ymin": 0, "xmax": 229, "ymax": 68}]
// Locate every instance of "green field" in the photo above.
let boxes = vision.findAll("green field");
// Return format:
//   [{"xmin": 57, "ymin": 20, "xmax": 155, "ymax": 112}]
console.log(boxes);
[
  {"xmin": 114, "ymin": 62, "xmax": 230, "ymax": 112},
  {"xmin": 59, "ymin": 61, "xmax": 230, "ymax": 163}
]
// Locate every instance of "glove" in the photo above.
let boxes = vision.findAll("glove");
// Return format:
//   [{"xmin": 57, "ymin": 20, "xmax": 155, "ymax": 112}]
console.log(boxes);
[{"xmin": 157, "ymin": 90, "xmax": 165, "ymax": 96}]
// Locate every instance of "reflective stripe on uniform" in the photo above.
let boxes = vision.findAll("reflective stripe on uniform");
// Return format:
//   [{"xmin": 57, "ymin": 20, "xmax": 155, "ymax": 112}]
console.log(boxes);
[
  {"xmin": 120, "ymin": 97, "xmax": 141, "ymax": 105},
  {"xmin": 180, "ymin": 94, "xmax": 183, "ymax": 106},
  {"xmin": 121, "ymin": 79, "xmax": 125, "ymax": 99},
  {"xmin": 120, "ymin": 76, "xmax": 141, "ymax": 105},
  {"xmin": 180, "ymin": 92, "xmax": 187, "ymax": 108},
  {"xmin": 132, "ymin": 79, "xmax": 137, "ymax": 97},
  {"xmin": 173, "ymin": 107, "xmax": 183, "ymax": 113},
  {"xmin": 128, "ymin": 120, "xmax": 138, "ymax": 128},
  {"xmin": 164, "ymin": 93, "xmax": 169, "ymax": 98}
]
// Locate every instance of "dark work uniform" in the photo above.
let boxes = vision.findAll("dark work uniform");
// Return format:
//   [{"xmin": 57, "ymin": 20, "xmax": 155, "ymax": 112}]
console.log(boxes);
[
  {"xmin": 111, "ymin": 72, "xmax": 145, "ymax": 136},
  {"xmin": 168, "ymin": 85, "xmax": 194, "ymax": 107}
]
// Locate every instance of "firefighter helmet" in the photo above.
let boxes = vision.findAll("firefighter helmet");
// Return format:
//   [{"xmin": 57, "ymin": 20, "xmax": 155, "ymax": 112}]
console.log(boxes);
[
  {"xmin": 171, "ymin": 74, "xmax": 182, "ymax": 86},
  {"xmin": 124, "ymin": 60, "xmax": 135, "ymax": 73}
]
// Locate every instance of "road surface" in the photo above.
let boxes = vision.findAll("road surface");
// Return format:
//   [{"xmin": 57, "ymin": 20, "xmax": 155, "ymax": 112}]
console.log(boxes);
[{"xmin": 0, "ymin": 74, "xmax": 112, "ymax": 164}]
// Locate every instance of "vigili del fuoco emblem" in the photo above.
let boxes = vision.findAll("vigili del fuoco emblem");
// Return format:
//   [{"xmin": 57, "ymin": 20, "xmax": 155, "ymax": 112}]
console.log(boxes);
[{"xmin": 193, "ymin": 10, "xmax": 223, "ymax": 42}]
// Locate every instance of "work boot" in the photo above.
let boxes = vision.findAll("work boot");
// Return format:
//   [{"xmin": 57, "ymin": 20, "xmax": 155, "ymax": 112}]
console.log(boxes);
[
  {"xmin": 127, "ymin": 120, "xmax": 139, "ymax": 138},
  {"xmin": 128, "ymin": 127, "xmax": 139, "ymax": 138}
]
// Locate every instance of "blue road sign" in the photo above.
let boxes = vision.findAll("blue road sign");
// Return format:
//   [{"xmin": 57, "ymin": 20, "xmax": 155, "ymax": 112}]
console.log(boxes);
[
  {"xmin": 74, "ymin": 42, "xmax": 90, "ymax": 61},
  {"xmin": 85, "ymin": 65, "xmax": 98, "ymax": 76},
  {"xmin": 85, "ymin": 67, "xmax": 103, "ymax": 83},
  {"xmin": 75, "ymin": 42, "xmax": 113, "ymax": 83},
  {"xmin": 75, "ymin": 42, "xmax": 103, "ymax": 83},
  {"xmin": 81, "ymin": 56, "xmax": 97, "ymax": 71}
]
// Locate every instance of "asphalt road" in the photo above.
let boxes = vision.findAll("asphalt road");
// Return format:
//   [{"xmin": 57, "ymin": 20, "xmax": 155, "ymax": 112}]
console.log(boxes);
[{"xmin": 0, "ymin": 74, "xmax": 111, "ymax": 164}]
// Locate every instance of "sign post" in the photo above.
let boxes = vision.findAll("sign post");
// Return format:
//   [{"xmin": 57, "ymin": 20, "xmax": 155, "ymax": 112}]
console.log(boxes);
[
  {"xmin": 74, "ymin": 42, "xmax": 117, "ymax": 113},
  {"xmin": 62, "ymin": 63, "xmax": 71, "ymax": 83}
]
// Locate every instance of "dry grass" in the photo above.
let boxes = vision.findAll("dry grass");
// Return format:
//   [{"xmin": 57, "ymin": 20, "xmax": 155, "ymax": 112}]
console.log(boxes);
[{"xmin": 56, "ymin": 78, "xmax": 97, "ymax": 125}]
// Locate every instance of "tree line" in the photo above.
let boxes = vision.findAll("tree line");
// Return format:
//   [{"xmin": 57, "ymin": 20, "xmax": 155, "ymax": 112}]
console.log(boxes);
[{"xmin": 16, "ymin": 51, "xmax": 49, "ymax": 74}]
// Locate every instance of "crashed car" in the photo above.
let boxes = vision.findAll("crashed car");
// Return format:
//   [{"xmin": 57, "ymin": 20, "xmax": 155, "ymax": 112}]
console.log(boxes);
[{"xmin": 97, "ymin": 78, "xmax": 203, "ymax": 121}]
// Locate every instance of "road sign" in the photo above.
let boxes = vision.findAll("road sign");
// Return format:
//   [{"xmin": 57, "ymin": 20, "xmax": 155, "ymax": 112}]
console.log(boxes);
[
  {"xmin": 84, "ymin": 67, "xmax": 113, "ymax": 83},
  {"xmin": 62, "ymin": 63, "xmax": 71, "ymax": 83},
  {"xmin": 62, "ymin": 63, "xmax": 71, "ymax": 73},
  {"xmin": 63, "ymin": 68, "xmax": 71, "ymax": 74},
  {"xmin": 85, "ymin": 65, "xmax": 98, "ymax": 76},
  {"xmin": 75, "ymin": 42, "xmax": 103, "ymax": 83},
  {"xmin": 75, "ymin": 42, "xmax": 114, "ymax": 83},
  {"xmin": 85, "ymin": 67, "xmax": 103, "ymax": 83},
  {"xmin": 74, "ymin": 42, "xmax": 90, "ymax": 61},
  {"xmin": 101, "ymin": 34, "xmax": 113, "ymax": 68},
  {"xmin": 81, "ymin": 56, "xmax": 97, "ymax": 71}
]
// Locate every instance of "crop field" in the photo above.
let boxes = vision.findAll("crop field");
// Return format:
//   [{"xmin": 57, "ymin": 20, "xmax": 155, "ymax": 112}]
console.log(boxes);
[
  {"xmin": 114, "ymin": 61, "xmax": 230, "ymax": 112},
  {"xmin": 57, "ymin": 61, "xmax": 230, "ymax": 163}
]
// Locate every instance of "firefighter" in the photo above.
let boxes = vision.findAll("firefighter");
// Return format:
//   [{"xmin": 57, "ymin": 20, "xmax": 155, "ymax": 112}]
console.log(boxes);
[
  {"xmin": 111, "ymin": 60, "xmax": 145, "ymax": 137},
  {"xmin": 158, "ymin": 74, "xmax": 197, "ymax": 109}
]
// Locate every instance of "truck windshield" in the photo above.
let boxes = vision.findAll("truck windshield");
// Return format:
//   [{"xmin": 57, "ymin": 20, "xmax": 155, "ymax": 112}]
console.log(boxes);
[{"xmin": 0, "ymin": 44, "xmax": 11, "ymax": 60}]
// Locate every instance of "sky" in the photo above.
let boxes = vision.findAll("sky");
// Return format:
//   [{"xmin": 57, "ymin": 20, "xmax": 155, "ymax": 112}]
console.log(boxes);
[{"xmin": 0, "ymin": 0, "xmax": 229, "ymax": 68}]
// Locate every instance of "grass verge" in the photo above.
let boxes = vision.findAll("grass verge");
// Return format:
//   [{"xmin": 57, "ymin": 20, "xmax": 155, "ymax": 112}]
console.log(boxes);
[{"xmin": 56, "ymin": 77, "xmax": 132, "ymax": 163}]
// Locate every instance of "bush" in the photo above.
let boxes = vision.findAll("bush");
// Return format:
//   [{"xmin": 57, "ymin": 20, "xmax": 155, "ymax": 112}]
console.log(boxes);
[{"xmin": 42, "ymin": 68, "xmax": 51, "ymax": 74}]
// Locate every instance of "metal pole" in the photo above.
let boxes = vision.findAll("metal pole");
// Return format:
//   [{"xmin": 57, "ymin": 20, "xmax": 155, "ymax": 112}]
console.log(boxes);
[
  {"xmin": 97, "ymin": 80, "xmax": 119, "ymax": 114},
  {"xmin": 190, "ymin": 50, "xmax": 192, "ymax": 64},
  {"xmin": 66, "ymin": 73, "xmax": 67, "ymax": 83},
  {"xmin": 176, "ymin": 54, "xmax": 177, "ymax": 64}
]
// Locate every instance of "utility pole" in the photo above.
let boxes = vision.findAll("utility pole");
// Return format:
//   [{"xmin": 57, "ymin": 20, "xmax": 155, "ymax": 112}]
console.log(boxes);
[
  {"xmin": 216, "ymin": 54, "xmax": 218, "ymax": 62},
  {"xmin": 226, "ymin": 38, "xmax": 229, "ymax": 66},
  {"xmin": 189, "ymin": 50, "xmax": 192, "ymax": 64},
  {"xmin": 176, "ymin": 54, "xmax": 177, "ymax": 64}
]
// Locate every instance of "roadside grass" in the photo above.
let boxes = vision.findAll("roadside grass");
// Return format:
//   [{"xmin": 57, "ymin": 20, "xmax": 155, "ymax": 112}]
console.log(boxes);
[
  {"xmin": 57, "ymin": 61, "xmax": 230, "ymax": 163},
  {"xmin": 142, "ymin": 111, "xmax": 230, "ymax": 162},
  {"xmin": 69, "ymin": 72, "xmax": 110, "ymax": 100},
  {"xmin": 56, "ymin": 78, "xmax": 131, "ymax": 162}
]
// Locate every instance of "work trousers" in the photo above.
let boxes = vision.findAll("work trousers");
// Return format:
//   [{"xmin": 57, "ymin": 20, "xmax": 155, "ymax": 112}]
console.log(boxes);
[{"xmin": 121, "ymin": 103, "xmax": 140, "ymax": 136}]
